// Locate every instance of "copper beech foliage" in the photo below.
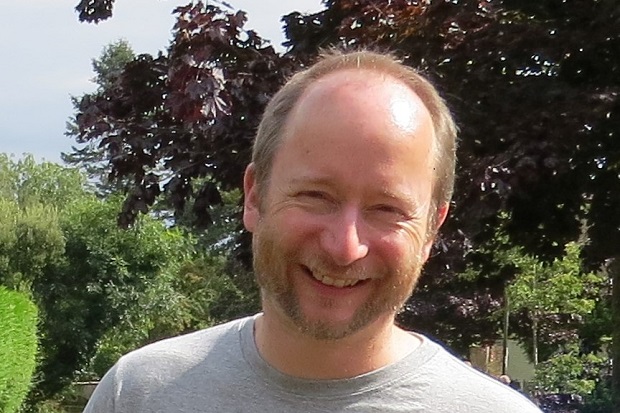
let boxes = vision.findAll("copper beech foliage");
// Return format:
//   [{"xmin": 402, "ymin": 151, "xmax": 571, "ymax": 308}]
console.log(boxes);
[
  {"xmin": 75, "ymin": 2, "xmax": 296, "ymax": 231},
  {"xmin": 74, "ymin": 0, "xmax": 620, "ymax": 354}
]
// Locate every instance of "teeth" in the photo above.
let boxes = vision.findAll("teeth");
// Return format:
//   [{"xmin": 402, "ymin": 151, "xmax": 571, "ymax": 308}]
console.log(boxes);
[{"xmin": 313, "ymin": 273, "xmax": 360, "ymax": 288}]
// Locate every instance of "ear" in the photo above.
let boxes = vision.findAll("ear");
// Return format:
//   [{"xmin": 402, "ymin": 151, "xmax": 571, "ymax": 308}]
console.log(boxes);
[
  {"xmin": 421, "ymin": 202, "xmax": 450, "ymax": 263},
  {"xmin": 243, "ymin": 163, "xmax": 261, "ymax": 233}
]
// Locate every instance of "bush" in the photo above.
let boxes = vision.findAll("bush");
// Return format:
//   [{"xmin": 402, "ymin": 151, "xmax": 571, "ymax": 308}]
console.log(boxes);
[
  {"xmin": 0, "ymin": 287, "xmax": 38, "ymax": 413},
  {"xmin": 580, "ymin": 377, "xmax": 613, "ymax": 413}
]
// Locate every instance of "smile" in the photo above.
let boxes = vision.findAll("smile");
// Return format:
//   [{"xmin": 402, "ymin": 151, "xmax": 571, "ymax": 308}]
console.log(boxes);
[{"xmin": 304, "ymin": 267, "xmax": 368, "ymax": 288}]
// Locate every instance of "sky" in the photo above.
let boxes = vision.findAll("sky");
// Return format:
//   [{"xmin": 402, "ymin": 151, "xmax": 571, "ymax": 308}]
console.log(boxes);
[{"xmin": 0, "ymin": 0, "xmax": 323, "ymax": 163}]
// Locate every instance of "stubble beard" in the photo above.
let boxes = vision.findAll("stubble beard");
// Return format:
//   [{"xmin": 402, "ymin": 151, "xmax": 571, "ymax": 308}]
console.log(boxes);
[{"xmin": 252, "ymin": 221, "xmax": 425, "ymax": 341}]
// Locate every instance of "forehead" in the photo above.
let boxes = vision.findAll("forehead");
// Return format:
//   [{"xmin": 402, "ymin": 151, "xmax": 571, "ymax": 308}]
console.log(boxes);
[
  {"xmin": 285, "ymin": 69, "xmax": 432, "ymax": 135},
  {"xmin": 282, "ymin": 69, "xmax": 434, "ymax": 149},
  {"xmin": 295, "ymin": 69, "xmax": 424, "ymax": 119},
  {"xmin": 269, "ymin": 68, "xmax": 436, "ymax": 196}
]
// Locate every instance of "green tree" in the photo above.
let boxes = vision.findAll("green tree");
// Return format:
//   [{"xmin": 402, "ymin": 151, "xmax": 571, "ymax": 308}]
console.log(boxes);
[
  {"xmin": 464, "ymin": 226, "xmax": 609, "ymax": 405},
  {"xmin": 506, "ymin": 242, "xmax": 604, "ymax": 364},
  {"xmin": 63, "ymin": 39, "xmax": 136, "ymax": 197},
  {"xmin": 0, "ymin": 155, "xmax": 197, "ymax": 405},
  {"xmin": 0, "ymin": 154, "xmax": 85, "ymax": 208},
  {"xmin": 0, "ymin": 201, "xmax": 65, "ymax": 292},
  {"xmin": 534, "ymin": 348, "xmax": 607, "ymax": 401},
  {"xmin": 0, "ymin": 155, "xmax": 75, "ymax": 291},
  {"xmin": 33, "ymin": 194, "xmax": 197, "ymax": 398}
]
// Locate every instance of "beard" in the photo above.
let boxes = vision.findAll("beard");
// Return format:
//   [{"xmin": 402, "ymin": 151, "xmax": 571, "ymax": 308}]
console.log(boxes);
[{"xmin": 252, "ymin": 219, "xmax": 425, "ymax": 341}]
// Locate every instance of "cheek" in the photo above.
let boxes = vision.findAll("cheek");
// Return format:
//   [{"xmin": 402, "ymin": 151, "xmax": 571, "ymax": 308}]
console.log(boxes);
[
  {"xmin": 375, "ymin": 227, "xmax": 427, "ymax": 263},
  {"xmin": 274, "ymin": 209, "xmax": 325, "ymax": 241},
  {"xmin": 253, "ymin": 221, "xmax": 295, "ymax": 286}
]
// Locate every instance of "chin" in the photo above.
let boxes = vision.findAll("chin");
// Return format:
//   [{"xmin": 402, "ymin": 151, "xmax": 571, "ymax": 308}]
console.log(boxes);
[{"xmin": 292, "ymin": 302, "xmax": 390, "ymax": 341}]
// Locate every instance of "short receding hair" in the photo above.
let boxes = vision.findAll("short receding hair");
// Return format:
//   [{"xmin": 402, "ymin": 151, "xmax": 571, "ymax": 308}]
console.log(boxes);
[{"xmin": 252, "ymin": 49, "xmax": 457, "ymax": 227}]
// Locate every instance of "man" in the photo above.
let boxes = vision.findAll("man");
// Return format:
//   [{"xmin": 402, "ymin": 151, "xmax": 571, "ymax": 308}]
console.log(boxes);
[
  {"xmin": 498, "ymin": 375, "xmax": 512, "ymax": 386},
  {"xmin": 83, "ymin": 50, "xmax": 542, "ymax": 412}
]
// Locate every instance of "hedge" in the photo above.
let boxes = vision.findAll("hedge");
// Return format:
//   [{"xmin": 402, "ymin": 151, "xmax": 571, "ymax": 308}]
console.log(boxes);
[{"xmin": 0, "ymin": 287, "xmax": 38, "ymax": 413}]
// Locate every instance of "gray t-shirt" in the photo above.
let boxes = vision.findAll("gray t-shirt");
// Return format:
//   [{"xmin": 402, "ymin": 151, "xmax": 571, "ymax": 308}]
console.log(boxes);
[{"xmin": 83, "ymin": 314, "xmax": 542, "ymax": 412}]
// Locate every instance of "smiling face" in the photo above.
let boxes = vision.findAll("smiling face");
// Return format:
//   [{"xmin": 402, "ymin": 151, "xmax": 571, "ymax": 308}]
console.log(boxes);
[{"xmin": 244, "ymin": 69, "xmax": 446, "ymax": 340}]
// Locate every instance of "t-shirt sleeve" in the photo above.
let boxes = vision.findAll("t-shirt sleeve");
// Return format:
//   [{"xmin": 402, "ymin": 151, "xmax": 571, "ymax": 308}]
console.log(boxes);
[{"xmin": 82, "ymin": 363, "xmax": 119, "ymax": 413}]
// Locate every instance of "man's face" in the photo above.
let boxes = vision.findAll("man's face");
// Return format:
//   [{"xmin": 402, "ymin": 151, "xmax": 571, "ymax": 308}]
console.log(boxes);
[{"xmin": 244, "ymin": 70, "xmax": 446, "ymax": 340}]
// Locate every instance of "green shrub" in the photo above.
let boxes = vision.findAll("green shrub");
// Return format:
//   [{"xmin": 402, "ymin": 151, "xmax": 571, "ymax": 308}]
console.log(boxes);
[{"xmin": 0, "ymin": 287, "xmax": 38, "ymax": 413}]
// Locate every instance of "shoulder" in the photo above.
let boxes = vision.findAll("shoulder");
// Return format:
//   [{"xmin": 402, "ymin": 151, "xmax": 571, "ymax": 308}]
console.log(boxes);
[
  {"xmin": 116, "ymin": 315, "xmax": 252, "ymax": 374},
  {"xmin": 417, "ymin": 339, "xmax": 542, "ymax": 412},
  {"xmin": 84, "ymin": 316, "xmax": 257, "ymax": 412},
  {"xmin": 91, "ymin": 317, "xmax": 253, "ymax": 388},
  {"xmin": 84, "ymin": 315, "xmax": 256, "ymax": 413}
]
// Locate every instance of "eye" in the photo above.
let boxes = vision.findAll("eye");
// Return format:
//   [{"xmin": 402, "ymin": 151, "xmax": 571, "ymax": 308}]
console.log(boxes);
[
  {"xmin": 294, "ymin": 190, "xmax": 337, "ymax": 213},
  {"xmin": 297, "ymin": 190, "xmax": 330, "ymax": 201},
  {"xmin": 373, "ymin": 204, "xmax": 402, "ymax": 214},
  {"xmin": 370, "ymin": 204, "xmax": 411, "ymax": 220}
]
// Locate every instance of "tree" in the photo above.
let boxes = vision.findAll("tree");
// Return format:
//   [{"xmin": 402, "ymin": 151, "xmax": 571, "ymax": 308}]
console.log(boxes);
[
  {"xmin": 504, "ymin": 240, "xmax": 603, "ymax": 366},
  {"xmin": 0, "ymin": 155, "xmax": 200, "ymax": 404},
  {"xmin": 0, "ymin": 154, "xmax": 86, "ymax": 208},
  {"xmin": 32, "ymin": 194, "xmax": 197, "ymax": 399},
  {"xmin": 63, "ymin": 39, "xmax": 136, "ymax": 196},
  {"xmin": 463, "ymin": 225, "xmax": 610, "ymax": 407},
  {"xmin": 73, "ymin": 2, "xmax": 296, "ymax": 229},
  {"xmin": 71, "ymin": 0, "xmax": 620, "ymax": 406},
  {"xmin": 0, "ymin": 155, "xmax": 79, "ymax": 292},
  {"xmin": 75, "ymin": 0, "xmax": 117, "ymax": 23}
]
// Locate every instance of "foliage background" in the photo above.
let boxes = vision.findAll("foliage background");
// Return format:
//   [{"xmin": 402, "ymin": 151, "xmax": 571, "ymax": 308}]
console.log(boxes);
[{"xmin": 2, "ymin": 0, "xmax": 618, "ymax": 411}]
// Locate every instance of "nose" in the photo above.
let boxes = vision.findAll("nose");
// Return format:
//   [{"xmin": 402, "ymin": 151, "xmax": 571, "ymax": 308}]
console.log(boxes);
[{"xmin": 319, "ymin": 207, "xmax": 369, "ymax": 266}]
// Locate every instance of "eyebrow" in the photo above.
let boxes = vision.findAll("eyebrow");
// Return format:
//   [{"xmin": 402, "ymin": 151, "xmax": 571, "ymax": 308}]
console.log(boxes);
[
  {"xmin": 376, "ymin": 189, "xmax": 426, "ymax": 214},
  {"xmin": 288, "ymin": 176, "xmax": 333, "ymax": 188}
]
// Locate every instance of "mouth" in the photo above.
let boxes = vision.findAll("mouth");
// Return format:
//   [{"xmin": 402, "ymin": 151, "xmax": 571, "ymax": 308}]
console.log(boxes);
[{"xmin": 302, "ymin": 265, "xmax": 369, "ymax": 288}]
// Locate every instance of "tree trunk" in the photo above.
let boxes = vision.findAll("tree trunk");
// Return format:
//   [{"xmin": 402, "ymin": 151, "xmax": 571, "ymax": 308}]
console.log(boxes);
[
  {"xmin": 532, "ymin": 313, "xmax": 539, "ymax": 366},
  {"xmin": 503, "ymin": 289, "xmax": 510, "ymax": 375},
  {"xmin": 532, "ymin": 272, "xmax": 539, "ymax": 366},
  {"xmin": 611, "ymin": 257, "xmax": 620, "ymax": 412}
]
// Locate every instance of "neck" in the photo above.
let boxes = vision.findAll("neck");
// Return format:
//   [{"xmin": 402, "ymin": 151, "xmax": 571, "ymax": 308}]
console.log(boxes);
[{"xmin": 254, "ymin": 306, "xmax": 420, "ymax": 380}]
